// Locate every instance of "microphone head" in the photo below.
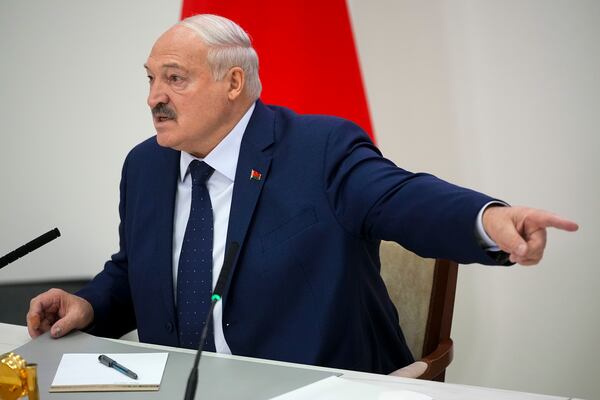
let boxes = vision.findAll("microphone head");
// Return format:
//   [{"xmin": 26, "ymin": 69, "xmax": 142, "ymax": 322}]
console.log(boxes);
[
  {"xmin": 213, "ymin": 241, "xmax": 240, "ymax": 298},
  {"xmin": 0, "ymin": 228, "xmax": 61, "ymax": 269}
]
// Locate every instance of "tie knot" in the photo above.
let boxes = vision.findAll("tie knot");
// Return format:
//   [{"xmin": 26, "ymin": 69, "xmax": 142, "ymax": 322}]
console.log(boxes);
[{"xmin": 189, "ymin": 160, "xmax": 214, "ymax": 186}]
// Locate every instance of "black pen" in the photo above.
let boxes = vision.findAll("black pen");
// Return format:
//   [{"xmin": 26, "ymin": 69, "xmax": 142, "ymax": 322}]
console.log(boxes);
[{"xmin": 98, "ymin": 354, "xmax": 138, "ymax": 380}]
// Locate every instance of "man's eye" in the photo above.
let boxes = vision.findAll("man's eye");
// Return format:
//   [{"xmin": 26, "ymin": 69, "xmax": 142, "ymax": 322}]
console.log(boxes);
[
  {"xmin": 147, "ymin": 75, "xmax": 154, "ymax": 83},
  {"xmin": 169, "ymin": 75, "xmax": 183, "ymax": 82}
]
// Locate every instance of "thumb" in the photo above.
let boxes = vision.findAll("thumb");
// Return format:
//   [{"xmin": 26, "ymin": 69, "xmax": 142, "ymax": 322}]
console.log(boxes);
[{"xmin": 50, "ymin": 315, "xmax": 77, "ymax": 338}]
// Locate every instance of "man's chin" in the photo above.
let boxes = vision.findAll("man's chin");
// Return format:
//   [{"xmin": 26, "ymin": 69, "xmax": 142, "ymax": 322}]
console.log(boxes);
[{"xmin": 155, "ymin": 131, "xmax": 180, "ymax": 149}]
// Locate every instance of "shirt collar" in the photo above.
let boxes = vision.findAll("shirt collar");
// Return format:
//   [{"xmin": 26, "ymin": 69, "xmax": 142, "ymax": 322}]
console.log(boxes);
[{"xmin": 179, "ymin": 102, "xmax": 256, "ymax": 182}]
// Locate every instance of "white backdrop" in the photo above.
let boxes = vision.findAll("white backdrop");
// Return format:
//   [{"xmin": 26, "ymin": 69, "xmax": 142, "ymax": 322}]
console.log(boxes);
[{"xmin": 1, "ymin": 1, "xmax": 598, "ymax": 398}]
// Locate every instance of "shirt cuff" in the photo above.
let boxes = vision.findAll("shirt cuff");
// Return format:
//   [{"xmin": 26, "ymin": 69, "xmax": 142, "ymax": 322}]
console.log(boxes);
[{"xmin": 475, "ymin": 201, "xmax": 508, "ymax": 252}]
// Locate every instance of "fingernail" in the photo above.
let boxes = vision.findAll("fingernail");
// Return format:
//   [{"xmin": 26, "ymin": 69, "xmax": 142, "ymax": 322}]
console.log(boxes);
[
  {"xmin": 517, "ymin": 244, "xmax": 527, "ymax": 256},
  {"xmin": 52, "ymin": 326, "xmax": 62, "ymax": 337}
]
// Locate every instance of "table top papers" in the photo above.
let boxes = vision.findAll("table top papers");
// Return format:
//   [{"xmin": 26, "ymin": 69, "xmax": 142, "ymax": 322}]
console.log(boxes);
[{"xmin": 50, "ymin": 353, "xmax": 168, "ymax": 392}]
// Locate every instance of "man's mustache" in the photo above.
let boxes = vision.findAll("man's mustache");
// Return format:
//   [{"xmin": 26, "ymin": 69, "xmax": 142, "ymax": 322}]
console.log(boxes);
[{"xmin": 152, "ymin": 103, "xmax": 177, "ymax": 120}]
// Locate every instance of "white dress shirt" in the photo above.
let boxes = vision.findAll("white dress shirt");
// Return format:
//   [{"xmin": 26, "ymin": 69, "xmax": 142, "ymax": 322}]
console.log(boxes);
[{"xmin": 172, "ymin": 102, "xmax": 255, "ymax": 354}]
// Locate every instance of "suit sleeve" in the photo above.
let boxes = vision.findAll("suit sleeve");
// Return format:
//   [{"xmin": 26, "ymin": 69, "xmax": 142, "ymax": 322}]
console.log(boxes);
[
  {"xmin": 323, "ymin": 120, "xmax": 503, "ymax": 265},
  {"xmin": 76, "ymin": 154, "xmax": 136, "ymax": 338}
]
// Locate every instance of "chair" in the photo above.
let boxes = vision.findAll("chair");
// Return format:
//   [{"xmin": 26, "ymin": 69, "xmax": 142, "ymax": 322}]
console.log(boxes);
[{"xmin": 379, "ymin": 240, "xmax": 458, "ymax": 381}]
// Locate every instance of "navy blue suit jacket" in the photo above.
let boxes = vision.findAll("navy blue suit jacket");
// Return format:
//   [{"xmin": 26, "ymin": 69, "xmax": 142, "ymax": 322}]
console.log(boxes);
[{"xmin": 78, "ymin": 101, "xmax": 500, "ymax": 374}]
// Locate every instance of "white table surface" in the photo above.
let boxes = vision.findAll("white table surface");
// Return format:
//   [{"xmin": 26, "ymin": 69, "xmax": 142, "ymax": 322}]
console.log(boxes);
[{"xmin": 0, "ymin": 322, "xmax": 576, "ymax": 400}]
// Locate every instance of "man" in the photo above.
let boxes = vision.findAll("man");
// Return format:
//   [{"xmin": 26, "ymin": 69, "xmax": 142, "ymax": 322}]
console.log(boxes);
[{"xmin": 27, "ymin": 14, "xmax": 577, "ymax": 374}]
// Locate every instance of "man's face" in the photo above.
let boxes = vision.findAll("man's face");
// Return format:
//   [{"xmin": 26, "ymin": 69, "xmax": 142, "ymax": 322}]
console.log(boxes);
[{"xmin": 145, "ymin": 26, "xmax": 232, "ymax": 157}]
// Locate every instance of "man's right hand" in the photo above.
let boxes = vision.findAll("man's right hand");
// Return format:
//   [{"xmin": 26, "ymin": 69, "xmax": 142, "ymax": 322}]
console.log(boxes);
[{"xmin": 27, "ymin": 288, "xmax": 94, "ymax": 339}]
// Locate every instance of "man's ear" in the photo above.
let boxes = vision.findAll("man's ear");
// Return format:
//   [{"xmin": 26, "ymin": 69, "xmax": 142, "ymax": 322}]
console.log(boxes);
[{"xmin": 226, "ymin": 67, "xmax": 245, "ymax": 101}]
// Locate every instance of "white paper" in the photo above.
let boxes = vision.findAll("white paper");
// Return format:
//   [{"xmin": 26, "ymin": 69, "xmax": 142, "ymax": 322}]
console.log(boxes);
[
  {"xmin": 51, "ymin": 353, "xmax": 169, "ymax": 387},
  {"xmin": 271, "ymin": 376, "xmax": 433, "ymax": 400}
]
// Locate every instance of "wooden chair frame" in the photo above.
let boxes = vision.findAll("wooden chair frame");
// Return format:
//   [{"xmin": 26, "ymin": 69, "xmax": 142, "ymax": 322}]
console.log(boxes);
[{"xmin": 418, "ymin": 258, "xmax": 458, "ymax": 381}]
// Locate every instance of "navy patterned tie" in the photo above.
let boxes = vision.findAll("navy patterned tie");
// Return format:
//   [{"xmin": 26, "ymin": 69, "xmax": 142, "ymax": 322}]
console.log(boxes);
[{"xmin": 177, "ymin": 160, "xmax": 215, "ymax": 350}]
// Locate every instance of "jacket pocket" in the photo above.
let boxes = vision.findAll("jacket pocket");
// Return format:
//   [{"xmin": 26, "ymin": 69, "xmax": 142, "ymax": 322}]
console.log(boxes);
[{"xmin": 261, "ymin": 207, "xmax": 318, "ymax": 252}]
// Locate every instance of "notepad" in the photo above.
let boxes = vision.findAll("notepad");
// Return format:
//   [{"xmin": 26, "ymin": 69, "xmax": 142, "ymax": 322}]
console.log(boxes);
[
  {"xmin": 270, "ymin": 376, "xmax": 433, "ymax": 400},
  {"xmin": 49, "ymin": 352, "xmax": 169, "ymax": 392}
]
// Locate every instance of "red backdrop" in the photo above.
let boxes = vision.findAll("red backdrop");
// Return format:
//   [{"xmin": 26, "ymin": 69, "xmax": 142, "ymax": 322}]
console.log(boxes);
[{"xmin": 181, "ymin": 0, "xmax": 375, "ymax": 140}]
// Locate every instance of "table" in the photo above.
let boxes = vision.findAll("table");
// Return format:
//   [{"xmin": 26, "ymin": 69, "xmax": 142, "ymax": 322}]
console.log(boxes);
[{"xmin": 0, "ymin": 323, "xmax": 575, "ymax": 400}]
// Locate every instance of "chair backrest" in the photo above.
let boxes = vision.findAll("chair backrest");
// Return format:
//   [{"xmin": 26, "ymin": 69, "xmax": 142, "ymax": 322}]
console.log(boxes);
[{"xmin": 379, "ymin": 240, "xmax": 458, "ymax": 378}]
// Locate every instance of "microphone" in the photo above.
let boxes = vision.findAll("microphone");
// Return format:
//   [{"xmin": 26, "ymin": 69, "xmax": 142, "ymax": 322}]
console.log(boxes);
[
  {"xmin": 183, "ymin": 241, "xmax": 239, "ymax": 400},
  {"xmin": 0, "ymin": 228, "xmax": 61, "ymax": 270}
]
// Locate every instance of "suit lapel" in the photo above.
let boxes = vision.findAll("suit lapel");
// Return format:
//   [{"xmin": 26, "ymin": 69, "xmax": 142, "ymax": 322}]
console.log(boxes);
[
  {"xmin": 223, "ymin": 101, "xmax": 275, "ymax": 297},
  {"xmin": 154, "ymin": 145, "xmax": 180, "ymax": 323}
]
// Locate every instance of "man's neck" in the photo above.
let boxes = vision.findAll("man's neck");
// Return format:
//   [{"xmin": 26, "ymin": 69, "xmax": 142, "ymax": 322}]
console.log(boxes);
[{"xmin": 189, "ymin": 98, "xmax": 254, "ymax": 158}]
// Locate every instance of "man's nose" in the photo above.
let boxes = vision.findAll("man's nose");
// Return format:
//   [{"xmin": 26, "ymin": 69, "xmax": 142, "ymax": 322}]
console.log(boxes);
[{"xmin": 147, "ymin": 81, "xmax": 169, "ymax": 109}]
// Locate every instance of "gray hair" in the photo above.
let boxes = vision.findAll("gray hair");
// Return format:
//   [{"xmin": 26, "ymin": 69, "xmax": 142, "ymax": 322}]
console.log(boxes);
[{"xmin": 179, "ymin": 14, "xmax": 262, "ymax": 101}]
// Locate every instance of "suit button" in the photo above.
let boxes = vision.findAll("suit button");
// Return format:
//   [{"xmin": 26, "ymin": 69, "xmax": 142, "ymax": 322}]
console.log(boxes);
[{"xmin": 165, "ymin": 322, "xmax": 174, "ymax": 332}]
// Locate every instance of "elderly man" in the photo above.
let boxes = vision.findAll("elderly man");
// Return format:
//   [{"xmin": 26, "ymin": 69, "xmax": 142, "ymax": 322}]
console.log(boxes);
[{"xmin": 27, "ymin": 14, "xmax": 577, "ymax": 374}]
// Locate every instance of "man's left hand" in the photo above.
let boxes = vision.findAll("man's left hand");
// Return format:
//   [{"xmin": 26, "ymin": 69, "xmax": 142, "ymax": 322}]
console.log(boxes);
[{"xmin": 482, "ymin": 206, "xmax": 579, "ymax": 266}]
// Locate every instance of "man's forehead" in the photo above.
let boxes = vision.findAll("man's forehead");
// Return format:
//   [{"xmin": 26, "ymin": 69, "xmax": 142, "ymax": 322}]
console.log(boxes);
[{"xmin": 146, "ymin": 25, "xmax": 206, "ymax": 69}]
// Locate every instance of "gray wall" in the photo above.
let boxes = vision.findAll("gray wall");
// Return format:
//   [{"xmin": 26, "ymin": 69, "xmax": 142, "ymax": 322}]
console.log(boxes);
[
  {"xmin": 1, "ymin": 1, "xmax": 598, "ymax": 398},
  {"xmin": 0, "ymin": 1, "xmax": 178, "ymax": 281},
  {"xmin": 348, "ymin": 2, "xmax": 599, "ymax": 398}
]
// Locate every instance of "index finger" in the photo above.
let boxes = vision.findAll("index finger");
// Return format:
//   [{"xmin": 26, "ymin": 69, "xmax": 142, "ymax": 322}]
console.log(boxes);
[
  {"xmin": 26, "ymin": 293, "xmax": 59, "ymax": 337},
  {"xmin": 27, "ymin": 296, "xmax": 46, "ymax": 338},
  {"xmin": 529, "ymin": 210, "xmax": 579, "ymax": 232},
  {"xmin": 26, "ymin": 313, "xmax": 41, "ymax": 338}
]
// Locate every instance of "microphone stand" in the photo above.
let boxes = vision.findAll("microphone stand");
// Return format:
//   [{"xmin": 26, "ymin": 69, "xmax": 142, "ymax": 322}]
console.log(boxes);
[
  {"xmin": 183, "ymin": 242, "xmax": 239, "ymax": 400},
  {"xmin": 183, "ymin": 297, "xmax": 219, "ymax": 400}
]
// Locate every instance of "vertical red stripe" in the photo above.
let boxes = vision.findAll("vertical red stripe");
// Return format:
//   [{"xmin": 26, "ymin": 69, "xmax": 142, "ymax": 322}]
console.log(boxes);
[{"xmin": 180, "ymin": 0, "xmax": 375, "ymax": 141}]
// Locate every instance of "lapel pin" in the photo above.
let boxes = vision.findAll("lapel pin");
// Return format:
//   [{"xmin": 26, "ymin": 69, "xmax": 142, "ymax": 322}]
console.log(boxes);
[{"xmin": 250, "ymin": 169, "xmax": 262, "ymax": 181}]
